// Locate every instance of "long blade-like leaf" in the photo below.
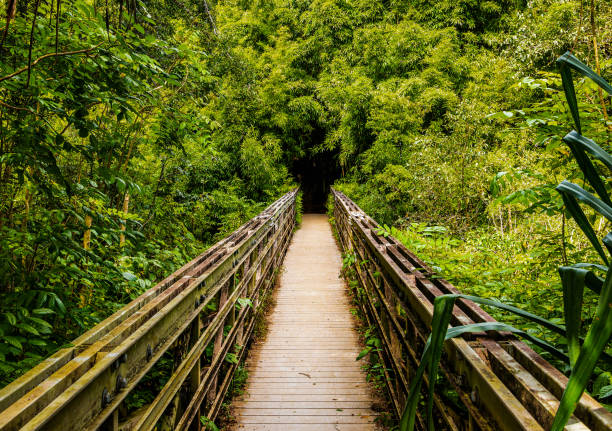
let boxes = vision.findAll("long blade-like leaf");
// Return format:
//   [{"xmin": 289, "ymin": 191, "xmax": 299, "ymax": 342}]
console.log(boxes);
[
  {"xmin": 425, "ymin": 296, "xmax": 455, "ymax": 431},
  {"xmin": 399, "ymin": 294, "xmax": 569, "ymax": 431},
  {"xmin": 562, "ymin": 133, "xmax": 612, "ymax": 206},
  {"xmin": 456, "ymin": 294, "xmax": 566, "ymax": 335},
  {"xmin": 570, "ymin": 263, "xmax": 604, "ymax": 294},
  {"xmin": 558, "ymin": 266, "xmax": 586, "ymax": 366},
  {"xmin": 557, "ymin": 60, "xmax": 581, "ymax": 133},
  {"xmin": 557, "ymin": 180, "xmax": 612, "ymax": 222},
  {"xmin": 551, "ymin": 267, "xmax": 612, "ymax": 430},
  {"xmin": 557, "ymin": 52, "xmax": 612, "ymax": 96},
  {"xmin": 564, "ymin": 131, "xmax": 612, "ymax": 174},
  {"xmin": 556, "ymin": 183, "xmax": 609, "ymax": 264},
  {"xmin": 444, "ymin": 322, "xmax": 568, "ymax": 361},
  {"xmin": 603, "ymin": 233, "xmax": 612, "ymax": 262}
]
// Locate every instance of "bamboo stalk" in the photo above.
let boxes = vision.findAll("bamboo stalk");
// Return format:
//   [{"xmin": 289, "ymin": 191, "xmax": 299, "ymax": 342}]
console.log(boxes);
[
  {"xmin": 590, "ymin": 0, "xmax": 610, "ymax": 130},
  {"xmin": 83, "ymin": 214, "xmax": 92, "ymax": 250},
  {"xmin": 120, "ymin": 192, "xmax": 129, "ymax": 246}
]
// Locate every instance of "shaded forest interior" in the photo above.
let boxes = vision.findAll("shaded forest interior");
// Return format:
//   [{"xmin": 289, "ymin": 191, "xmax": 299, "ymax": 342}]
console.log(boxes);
[{"xmin": 291, "ymin": 150, "xmax": 341, "ymax": 212}]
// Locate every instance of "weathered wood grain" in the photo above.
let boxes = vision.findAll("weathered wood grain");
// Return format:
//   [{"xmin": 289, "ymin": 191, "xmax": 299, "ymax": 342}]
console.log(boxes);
[{"xmin": 232, "ymin": 214, "xmax": 379, "ymax": 430}]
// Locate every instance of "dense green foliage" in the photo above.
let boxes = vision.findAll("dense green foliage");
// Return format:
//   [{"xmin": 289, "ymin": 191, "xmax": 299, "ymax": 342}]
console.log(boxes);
[
  {"xmin": 1, "ymin": 0, "xmax": 611, "ymax": 418},
  {"xmin": 398, "ymin": 55, "xmax": 612, "ymax": 430},
  {"xmin": 0, "ymin": 0, "xmax": 291, "ymax": 384}
]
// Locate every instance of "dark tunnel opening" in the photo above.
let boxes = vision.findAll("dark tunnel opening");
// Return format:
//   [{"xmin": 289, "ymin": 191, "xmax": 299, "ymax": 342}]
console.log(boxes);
[{"xmin": 291, "ymin": 150, "xmax": 341, "ymax": 213}]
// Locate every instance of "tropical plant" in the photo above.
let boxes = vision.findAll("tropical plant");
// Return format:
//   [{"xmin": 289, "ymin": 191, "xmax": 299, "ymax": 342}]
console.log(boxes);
[{"xmin": 398, "ymin": 53, "xmax": 612, "ymax": 431}]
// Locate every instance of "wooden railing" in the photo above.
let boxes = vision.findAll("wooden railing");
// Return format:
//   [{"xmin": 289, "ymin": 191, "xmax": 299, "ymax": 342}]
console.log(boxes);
[
  {"xmin": 332, "ymin": 189, "xmax": 612, "ymax": 431},
  {"xmin": 0, "ymin": 189, "xmax": 298, "ymax": 431}
]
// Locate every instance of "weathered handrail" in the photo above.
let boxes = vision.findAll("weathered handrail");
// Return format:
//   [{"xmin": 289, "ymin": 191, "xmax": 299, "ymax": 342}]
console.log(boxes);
[
  {"xmin": 0, "ymin": 189, "xmax": 298, "ymax": 431},
  {"xmin": 332, "ymin": 189, "xmax": 612, "ymax": 431}
]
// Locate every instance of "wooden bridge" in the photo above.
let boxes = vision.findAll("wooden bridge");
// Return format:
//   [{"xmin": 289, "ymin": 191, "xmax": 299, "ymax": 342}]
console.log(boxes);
[{"xmin": 0, "ymin": 189, "xmax": 610, "ymax": 430}]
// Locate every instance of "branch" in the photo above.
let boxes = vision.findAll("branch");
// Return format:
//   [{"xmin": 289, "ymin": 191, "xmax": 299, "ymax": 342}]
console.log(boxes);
[
  {"xmin": 26, "ymin": 0, "xmax": 43, "ymax": 88},
  {"xmin": 0, "ymin": 99, "xmax": 31, "ymax": 111},
  {"xmin": 0, "ymin": 42, "xmax": 103, "ymax": 84}
]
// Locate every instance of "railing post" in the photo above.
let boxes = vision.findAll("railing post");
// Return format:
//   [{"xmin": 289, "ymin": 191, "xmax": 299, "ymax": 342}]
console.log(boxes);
[
  {"xmin": 207, "ymin": 281, "xmax": 229, "ymax": 407},
  {"xmin": 189, "ymin": 312, "xmax": 202, "ymax": 431},
  {"xmin": 101, "ymin": 410, "xmax": 118, "ymax": 431}
]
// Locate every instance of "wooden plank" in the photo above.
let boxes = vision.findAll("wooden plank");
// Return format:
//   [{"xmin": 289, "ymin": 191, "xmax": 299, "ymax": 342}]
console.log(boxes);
[
  {"xmin": 240, "ymin": 388, "xmax": 372, "ymax": 395},
  {"xmin": 235, "ymin": 408, "xmax": 375, "ymax": 416},
  {"xmin": 232, "ymin": 401, "xmax": 375, "ymax": 409},
  {"xmin": 236, "ymin": 394, "xmax": 373, "ymax": 402},
  {"xmin": 234, "ymin": 424, "xmax": 378, "ymax": 431},
  {"xmin": 235, "ymin": 415, "xmax": 375, "ymax": 424}
]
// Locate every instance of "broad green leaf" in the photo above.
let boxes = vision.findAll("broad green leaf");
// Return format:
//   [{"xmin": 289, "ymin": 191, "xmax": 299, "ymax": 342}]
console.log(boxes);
[
  {"xmin": 557, "ymin": 52, "xmax": 612, "ymax": 96},
  {"xmin": 599, "ymin": 385, "xmax": 612, "ymax": 399},
  {"xmin": 356, "ymin": 347, "xmax": 372, "ymax": 361},
  {"xmin": 557, "ymin": 52, "xmax": 612, "ymax": 133},
  {"xmin": 557, "ymin": 60, "xmax": 581, "ymax": 133},
  {"xmin": 17, "ymin": 323, "xmax": 40, "ymax": 335},
  {"xmin": 122, "ymin": 271, "xmax": 137, "ymax": 281}
]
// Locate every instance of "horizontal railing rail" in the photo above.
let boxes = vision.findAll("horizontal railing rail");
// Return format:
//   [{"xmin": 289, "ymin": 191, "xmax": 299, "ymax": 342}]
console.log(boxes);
[
  {"xmin": 0, "ymin": 189, "xmax": 298, "ymax": 431},
  {"xmin": 332, "ymin": 188, "xmax": 612, "ymax": 431}
]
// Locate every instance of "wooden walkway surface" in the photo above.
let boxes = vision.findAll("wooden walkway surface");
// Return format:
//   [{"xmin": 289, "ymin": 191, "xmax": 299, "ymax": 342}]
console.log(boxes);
[{"xmin": 232, "ymin": 214, "xmax": 379, "ymax": 430}]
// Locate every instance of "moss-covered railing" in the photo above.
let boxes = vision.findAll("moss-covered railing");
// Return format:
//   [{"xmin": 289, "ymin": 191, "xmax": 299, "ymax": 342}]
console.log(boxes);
[
  {"xmin": 332, "ymin": 188, "xmax": 612, "ymax": 431},
  {"xmin": 0, "ymin": 189, "xmax": 298, "ymax": 431}
]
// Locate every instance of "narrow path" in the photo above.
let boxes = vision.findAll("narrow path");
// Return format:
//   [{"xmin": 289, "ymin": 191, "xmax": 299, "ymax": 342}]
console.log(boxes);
[{"xmin": 232, "ymin": 214, "xmax": 378, "ymax": 431}]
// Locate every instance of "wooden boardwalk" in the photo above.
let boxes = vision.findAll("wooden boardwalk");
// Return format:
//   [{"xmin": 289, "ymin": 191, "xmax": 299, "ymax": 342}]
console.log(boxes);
[{"xmin": 232, "ymin": 214, "xmax": 379, "ymax": 430}]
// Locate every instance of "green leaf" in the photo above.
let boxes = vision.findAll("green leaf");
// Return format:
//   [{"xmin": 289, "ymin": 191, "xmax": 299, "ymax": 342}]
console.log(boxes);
[
  {"xmin": 558, "ymin": 266, "xmax": 586, "ymax": 366},
  {"xmin": 556, "ymin": 184, "xmax": 608, "ymax": 264},
  {"xmin": 563, "ymin": 132, "xmax": 612, "ymax": 175},
  {"xmin": 557, "ymin": 180, "xmax": 612, "ymax": 222},
  {"xmin": 33, "ymin": 308, "xmax": 55, "ymax": 315},
  {"xmin": 3, "ymin": 336, "xmax": 23, "ymax": 350},
  {"xmin": 4, "ymin": 312, "xmax": 16, "ymax": 326},
  {"xmin": 356, "ymin": 347, "xmax": 372, "ymax": 361},
  {"xmin": 225, "ymin": 353, "xmax": 238, "ymax": 364},
  {"xmin": 122, "ymin": 271, "xmax": 137, "ymax": 281},
  {"xmin": 557, "ymin": 60, "xmax": 581, "ymax": 133},
  {"xmin": 551, "ymin": 266, "xmax": 612, "ymax": 430},
  {"xmin": 561, "ymin": 135, "xmax": 612, "ymax": 207},
  {"xmin": 236, "ymin": 297, "xmax": 253, "ymax": 309},
  {"xmin": 557, "ymin": 52, "xmax": 612, "ymax": 95},
  {"xmin": 28, "ymin": 339, "xmax": 47, "ymax": 347},
  {"xmin": 599, "ymin": 385, "xmax": 612, "ymax": 400},
  {"xmin": 399, "ymin": 294, "xmax": 569, "ymax": 431},
  {"xmin": 17, "ymin": 323, "xmax": 40, "ymax": 335},
  {"xmin": 557, "ymin": 52, "xmax": 612, "ymax": 133}
]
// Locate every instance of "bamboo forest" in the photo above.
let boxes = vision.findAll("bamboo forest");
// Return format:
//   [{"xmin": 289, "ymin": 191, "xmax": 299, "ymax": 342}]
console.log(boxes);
[{"xmin": 0, "ymin": 0, "xmax": 611, "ymax": 429}]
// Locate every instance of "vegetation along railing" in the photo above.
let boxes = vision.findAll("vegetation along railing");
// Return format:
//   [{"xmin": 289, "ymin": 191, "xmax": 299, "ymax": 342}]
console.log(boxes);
[
  {"xmin": 332, "ymin": 188, "xmax": 612, "ymax": 431},
  {"xmin": 0, "ymin": 189, "xmax": 298, "ymax": 431}
]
